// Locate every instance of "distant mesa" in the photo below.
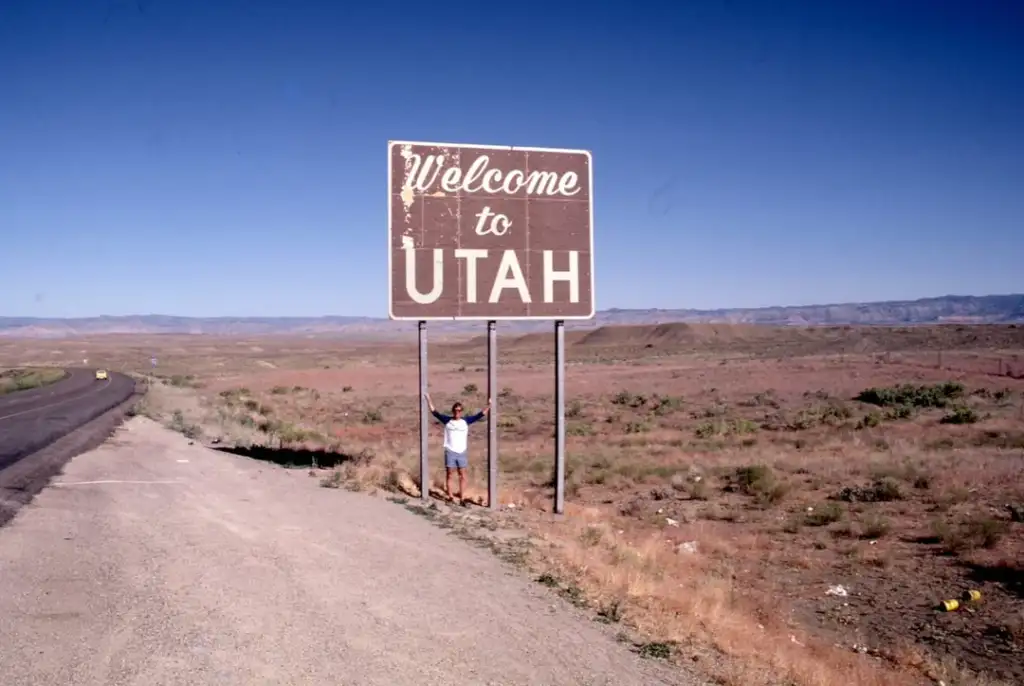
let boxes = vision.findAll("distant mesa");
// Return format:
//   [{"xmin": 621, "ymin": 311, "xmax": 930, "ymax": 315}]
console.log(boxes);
[{"xmin": 0, "ymin": 294, "xmax": 1021, "ymax": 338}]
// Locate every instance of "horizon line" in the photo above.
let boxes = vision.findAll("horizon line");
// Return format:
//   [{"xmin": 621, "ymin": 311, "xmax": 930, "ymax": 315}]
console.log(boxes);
[{"xmin": 1, "ymin": 292, "xmax": 1022, "ymax": 321}]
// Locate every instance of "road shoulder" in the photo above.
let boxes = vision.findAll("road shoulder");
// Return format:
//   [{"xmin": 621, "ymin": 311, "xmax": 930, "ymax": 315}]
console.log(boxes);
[{"xmin": 0, "ymin": 418, "xmax": 702, "ymax": 686}]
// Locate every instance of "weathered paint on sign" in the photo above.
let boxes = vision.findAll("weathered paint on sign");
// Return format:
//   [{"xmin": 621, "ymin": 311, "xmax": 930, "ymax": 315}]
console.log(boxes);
[{"xmin": 388, "ymin": 141, "xmax": 594, "ymax": 321}]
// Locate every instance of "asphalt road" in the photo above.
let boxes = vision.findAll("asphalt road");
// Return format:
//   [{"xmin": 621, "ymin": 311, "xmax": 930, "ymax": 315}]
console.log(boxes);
[
  {"xmin": 0, "ymin": 368, "xmax": 138, "ymax": 527},
  {"xmin": 0, "ymin": 368, "xmax": 136, "ymax": 472}
]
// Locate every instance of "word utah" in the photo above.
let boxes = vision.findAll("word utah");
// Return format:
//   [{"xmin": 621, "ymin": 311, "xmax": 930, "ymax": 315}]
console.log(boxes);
[{"xmin": 403, "ymin": 248, "xmax": 581, "ymax": 305}]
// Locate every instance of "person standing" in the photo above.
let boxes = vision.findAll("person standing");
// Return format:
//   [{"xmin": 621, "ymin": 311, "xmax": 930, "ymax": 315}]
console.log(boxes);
[{"xmin": 424, "ymin": 393, "xmax": 491, "ymax": 502}]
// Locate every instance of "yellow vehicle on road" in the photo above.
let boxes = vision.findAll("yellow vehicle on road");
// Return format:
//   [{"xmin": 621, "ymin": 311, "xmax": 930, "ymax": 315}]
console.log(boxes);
[{"xmin": 95, "ymin": 369, "xmax": 108, "ymax": 380}]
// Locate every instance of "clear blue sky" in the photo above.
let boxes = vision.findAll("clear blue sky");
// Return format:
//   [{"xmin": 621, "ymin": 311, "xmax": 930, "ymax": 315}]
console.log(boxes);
[{"xmin": 1, "ymin": 0, "xmax": 1021, "ymax": 318}]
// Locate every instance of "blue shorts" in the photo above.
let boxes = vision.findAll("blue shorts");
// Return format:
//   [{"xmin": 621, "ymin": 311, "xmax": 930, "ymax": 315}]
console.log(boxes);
[{"xmin": 444, "ymin": 449, "xmax": 468, "ymax": 469}]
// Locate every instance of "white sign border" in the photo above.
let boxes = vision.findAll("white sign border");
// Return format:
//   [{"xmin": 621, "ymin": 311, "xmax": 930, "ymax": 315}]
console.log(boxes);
[{"xmin": 386, "ymin": 139, "xmax": 596, "ymax": 321}]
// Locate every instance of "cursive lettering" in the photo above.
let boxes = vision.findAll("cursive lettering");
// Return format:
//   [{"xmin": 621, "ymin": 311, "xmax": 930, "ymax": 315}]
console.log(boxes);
[
  {"xmin": 473, "ymin": 206, "xmax": 511, "ymax": 237},
  {"xmin": 401, "ymin": 149, "xmax": 581, "ymax": 198}
]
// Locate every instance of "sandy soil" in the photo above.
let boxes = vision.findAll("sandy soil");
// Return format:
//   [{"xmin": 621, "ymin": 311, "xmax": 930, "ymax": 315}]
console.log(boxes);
[
  {"xmin": 1, "ymin": 325, "xmax": 1021, "ymax": 686},
  {"xmin": 0, "ymin": 417, "xmax": 700, "ymax": 686}
]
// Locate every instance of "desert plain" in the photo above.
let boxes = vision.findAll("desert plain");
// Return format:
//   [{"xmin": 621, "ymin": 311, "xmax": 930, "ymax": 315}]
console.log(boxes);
[{"xmin": 1, "ymin": 321, "xmax": 1022, "ymax": 686}]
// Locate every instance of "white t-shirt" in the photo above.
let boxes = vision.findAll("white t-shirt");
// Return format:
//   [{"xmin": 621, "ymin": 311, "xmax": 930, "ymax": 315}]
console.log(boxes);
[
  {"xmin": 443, "ymin": 418, "xmax": 469, "ymax": 453},
  {"xmin": 434, "ymin": 409, "xmax": 485, "ymax": 453}
]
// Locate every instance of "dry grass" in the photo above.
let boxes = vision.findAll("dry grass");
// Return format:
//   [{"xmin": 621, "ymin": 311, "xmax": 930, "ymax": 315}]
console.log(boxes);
[
  {"xmin": 3, "ymin": 324, "xmax": 1022, "ymax": 686},
  {"xmin": 0, "ymin": 367, "xmax": 65, "ymax": 395}
]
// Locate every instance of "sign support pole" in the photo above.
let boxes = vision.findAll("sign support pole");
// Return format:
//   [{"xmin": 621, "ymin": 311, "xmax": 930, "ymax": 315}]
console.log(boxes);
[
  {"xmin": 554, "ymin": 319, "xmax": 566, "ymax": 515},
  {"xmin": 487, "ymin": 320, "xmax": 498, "ymax": 510},
  {"xmin": 418, "ymin": 320, "xmax": 429, "ymax": 501}
]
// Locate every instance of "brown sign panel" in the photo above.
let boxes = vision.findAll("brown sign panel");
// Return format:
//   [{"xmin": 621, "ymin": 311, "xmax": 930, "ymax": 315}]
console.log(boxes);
[{"xmin": 388, "ymin": 141, "xmax": 595, "ymax": 321}]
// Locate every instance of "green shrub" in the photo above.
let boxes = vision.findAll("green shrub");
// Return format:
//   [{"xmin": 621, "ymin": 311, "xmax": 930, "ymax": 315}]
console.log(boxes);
[
  {"xmin": 940, "ymin": 405, "xmax": 978, "ymax": 425},
  {"xmin": 566, "ymin": 399, "xmax": 583, "ymax": 418},
  {"xmin": 855, "ymin": 382, "xmax": 964, "ymax": 409},
  {"xmin": 731, "ymin": 465, "xmax": 788, "ymax": 505},
  {"xmin": 806, "ymin": 502, "xmax": 843, "ymax": 526},
  {"xmin": 836, "ymin": 478, "xmax": 903, "ymax": 503},
  {"xmin": 624, "ymin": 421, "xmax": 650, "ymax": 434},
  {"xmin": 860, "ymin": 515, "xmax": 891, "ymax": 539}
]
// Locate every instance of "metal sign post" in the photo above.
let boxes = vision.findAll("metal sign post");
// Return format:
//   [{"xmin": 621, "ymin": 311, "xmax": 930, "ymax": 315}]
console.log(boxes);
[
  {"xmin": 487, "ymin": 320, "xmax": 498, "ymax": 509},
  {"xmin": 418, "ymin": 321, "xmax": 428, "ymax": 501},
  {"xmin": 554, "ymin": 320, "xmax": 566, "ymax": 514}
]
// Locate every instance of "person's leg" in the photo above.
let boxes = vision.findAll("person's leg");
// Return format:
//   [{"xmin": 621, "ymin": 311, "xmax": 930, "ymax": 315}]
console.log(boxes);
[
  {"xmin": 455, "ymin": 453, "xmax": 468, "ymax": 500},
  {"xmin": 443, "ymin": 450, "xmax": 455, "ymax": 498}
]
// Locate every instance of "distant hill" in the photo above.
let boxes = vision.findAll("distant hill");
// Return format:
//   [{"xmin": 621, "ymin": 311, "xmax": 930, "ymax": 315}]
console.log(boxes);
[{"xmin": 1, "ymin": 294, "xmax": 1021, "ymax": 339}]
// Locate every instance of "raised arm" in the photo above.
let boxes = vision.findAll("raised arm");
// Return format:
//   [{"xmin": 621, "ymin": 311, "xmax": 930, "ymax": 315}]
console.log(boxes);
[
  {"xmin": 424, "ymin": 393, "xmax": 450, "ymax": 424},
  {"xmin": 465, "ymin": 398, "xmax": 492, "ymax": 425}
]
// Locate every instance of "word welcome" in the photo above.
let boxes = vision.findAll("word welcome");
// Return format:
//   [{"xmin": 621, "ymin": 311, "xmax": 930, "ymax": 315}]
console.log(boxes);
[
  {"xmin": 399, "ymin": 148, "xmax": 586, "ymax": 243},
  {"xmin": 402, "ymin": 247, "xmax": 581, "ymax": 305},
  {"xmin": 401, "ymin": 150, "xmax": 582, "ymax": 198}
]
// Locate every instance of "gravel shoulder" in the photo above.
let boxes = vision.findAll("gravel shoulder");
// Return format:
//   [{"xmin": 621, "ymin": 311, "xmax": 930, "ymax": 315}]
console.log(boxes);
[{"xmin": 0, "ymin": 417, "xmax": 702, "ymax": 686}]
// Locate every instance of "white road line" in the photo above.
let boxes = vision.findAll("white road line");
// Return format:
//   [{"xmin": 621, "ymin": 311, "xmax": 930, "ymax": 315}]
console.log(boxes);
[{"xmin": 52, "ymin": 480, "xmax": 186, "ymax": 486}]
